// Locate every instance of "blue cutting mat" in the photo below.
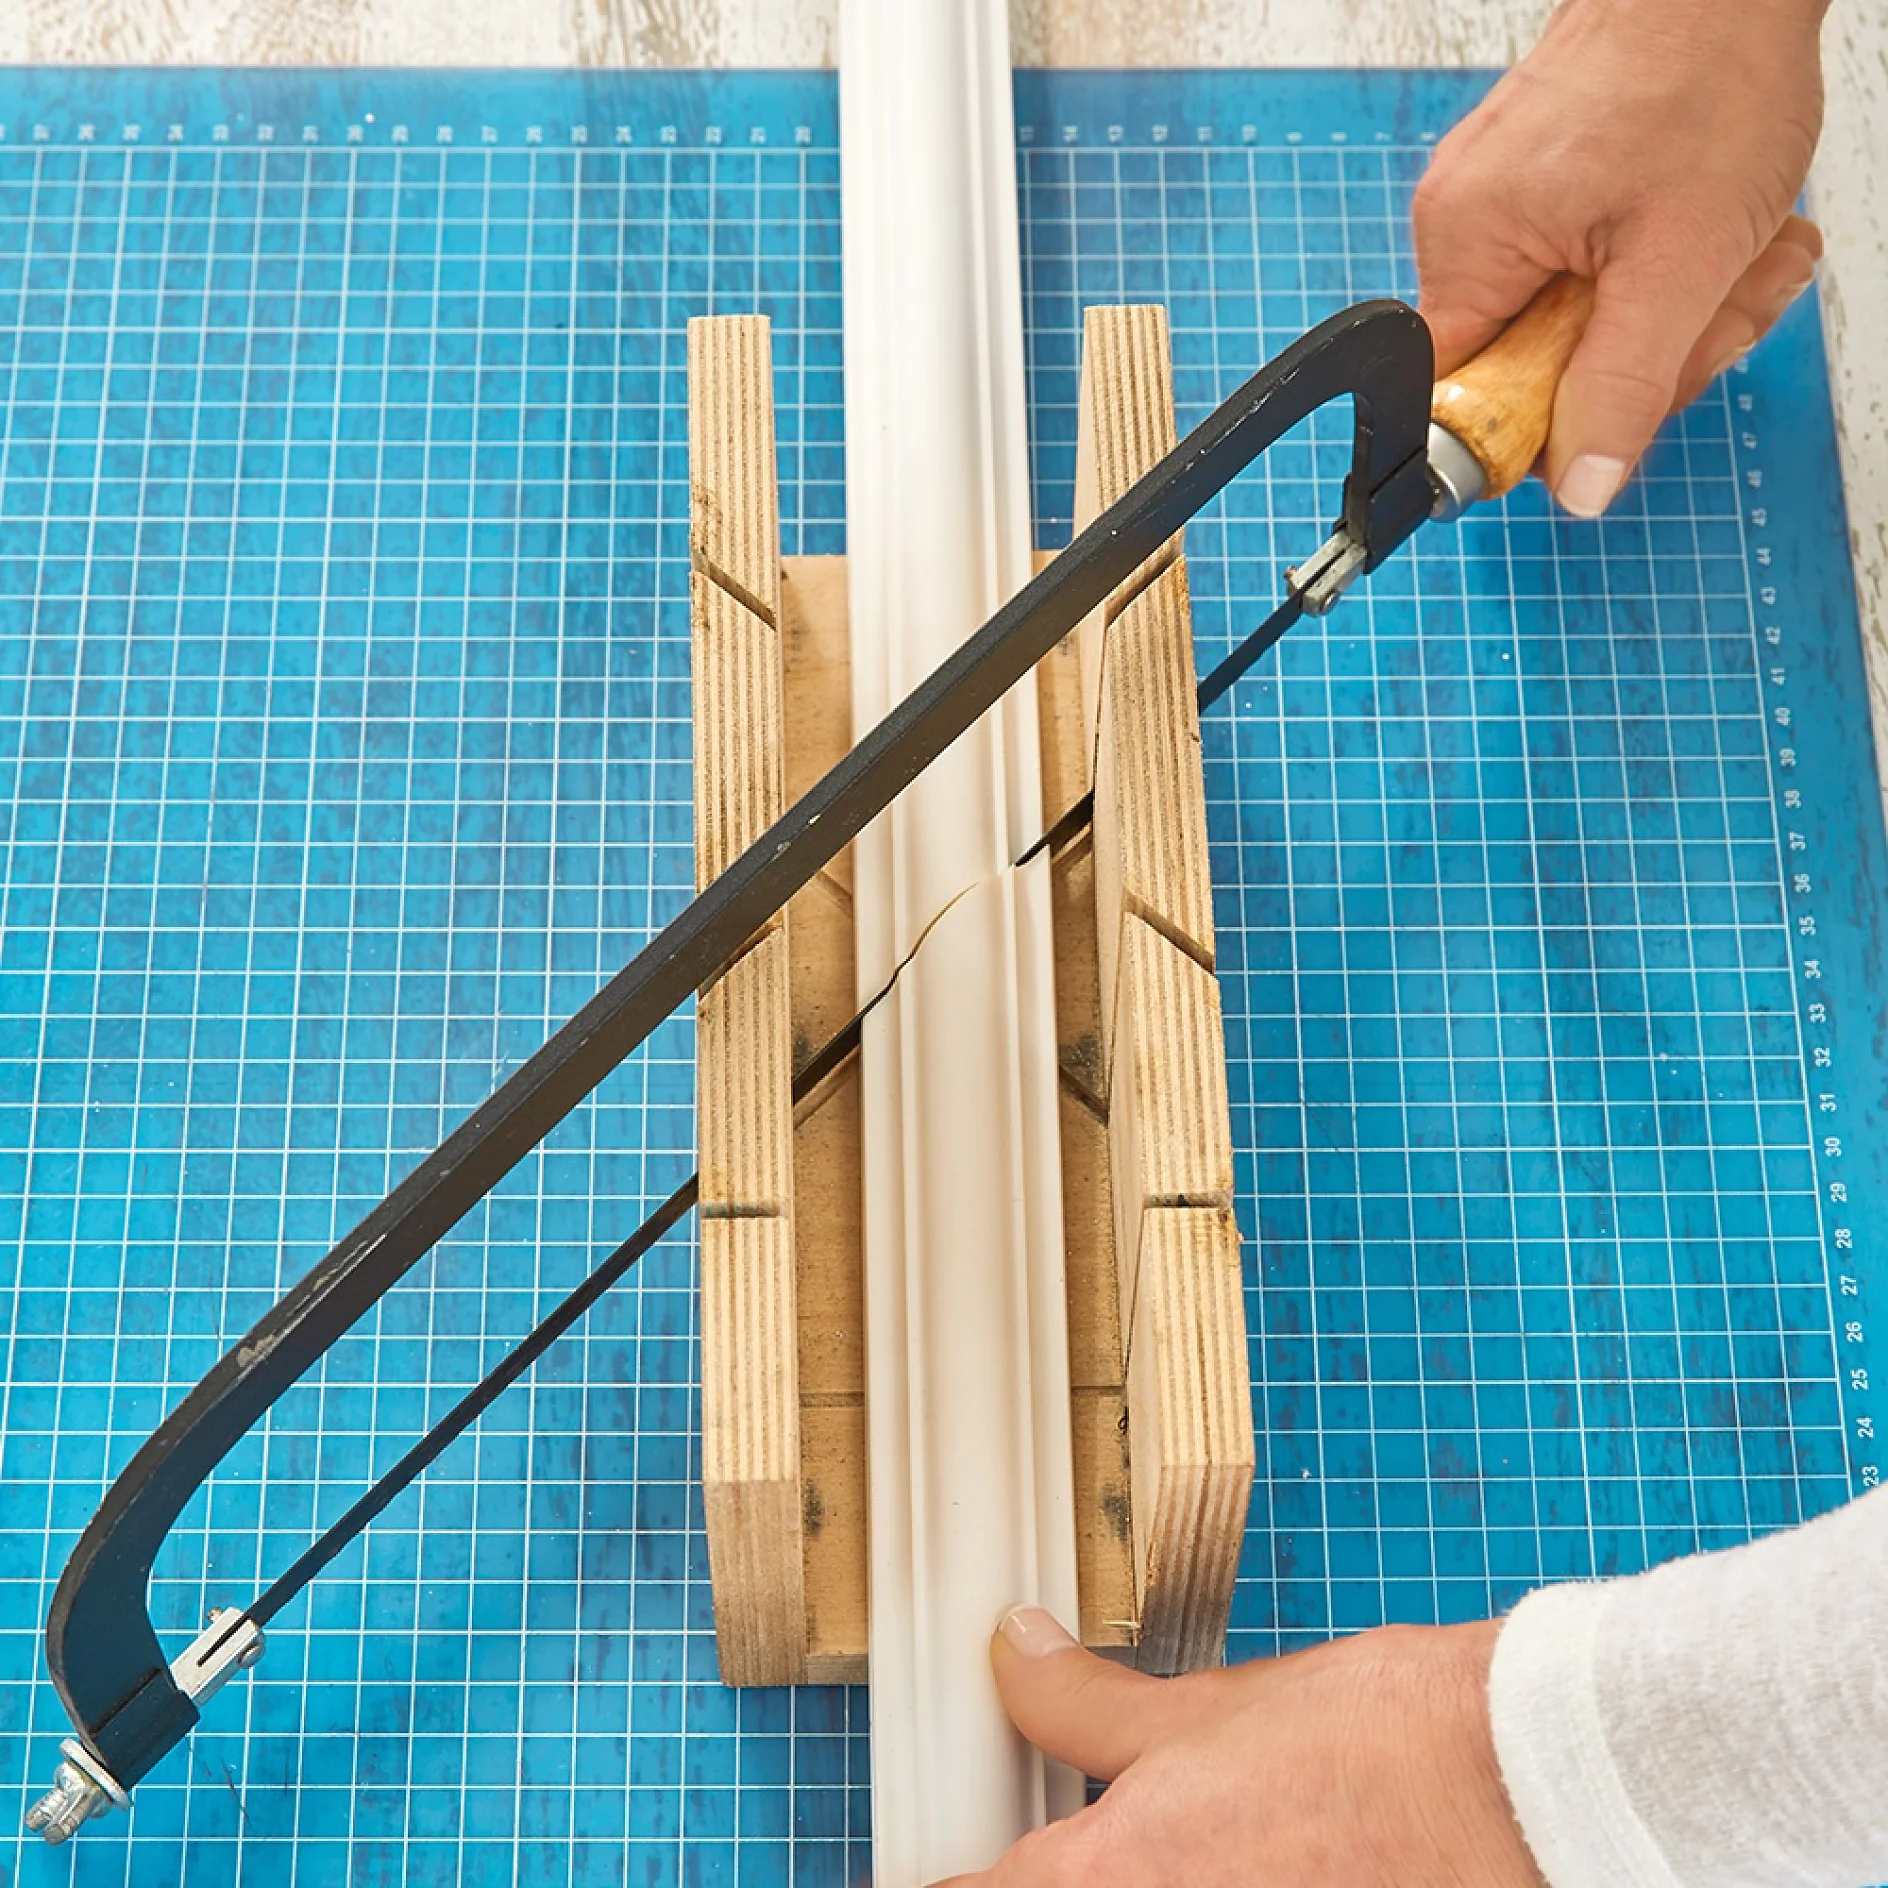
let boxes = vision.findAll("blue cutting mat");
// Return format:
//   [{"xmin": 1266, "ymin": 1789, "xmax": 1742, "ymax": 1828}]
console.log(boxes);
[{"xmin": 0, "ymin": 64, "xmax": 1881, "ymax": 1887}]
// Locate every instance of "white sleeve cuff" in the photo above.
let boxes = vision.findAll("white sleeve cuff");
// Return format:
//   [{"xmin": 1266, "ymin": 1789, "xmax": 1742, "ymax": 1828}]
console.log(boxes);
[
  {"xmin": 1484, "ymin": 1491, "xmax": 1888, "ymax": 1888},
  {"xmin": 1487, "ymin": 1579, "xmax": 1683, "ymax": 1888}
]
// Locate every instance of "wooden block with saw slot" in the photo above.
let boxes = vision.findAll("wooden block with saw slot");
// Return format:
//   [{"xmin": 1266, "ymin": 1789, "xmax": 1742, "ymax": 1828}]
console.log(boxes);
[
  {"xmin": 1061, "ymin": 304, "xmax": 1252, "ymax": 1675},
  {"xmin": 691, "ymin": 316, "xmax": 868, "ymax": 1687},
  {"xmin": 688, "ymin": 314, "xmax": 807, "ymax": 1688}
]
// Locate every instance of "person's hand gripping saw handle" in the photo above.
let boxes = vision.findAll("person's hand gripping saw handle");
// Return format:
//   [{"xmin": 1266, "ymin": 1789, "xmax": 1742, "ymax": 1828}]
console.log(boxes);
[{"xmin": 1416, "ymin": 0, "xmax": 1828, "ymax": 518}]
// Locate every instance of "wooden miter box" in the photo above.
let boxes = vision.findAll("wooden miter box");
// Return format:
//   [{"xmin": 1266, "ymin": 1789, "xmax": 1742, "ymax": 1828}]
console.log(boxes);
[{"xmin": 687, "ymin": 306, "xmax": 1253, "ymax": 1687}]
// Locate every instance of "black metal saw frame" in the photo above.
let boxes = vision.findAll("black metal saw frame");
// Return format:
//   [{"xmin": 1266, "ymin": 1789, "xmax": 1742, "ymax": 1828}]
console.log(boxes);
[{"xmin": 31, "ymin": 296, "xmax": 1440, "ymax": 1827}]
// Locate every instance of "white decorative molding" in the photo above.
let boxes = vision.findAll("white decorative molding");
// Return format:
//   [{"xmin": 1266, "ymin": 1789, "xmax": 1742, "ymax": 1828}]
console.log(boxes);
[{"xmin": 840, "ymin": 0, "xmax": 1081, "ymax": 1878}]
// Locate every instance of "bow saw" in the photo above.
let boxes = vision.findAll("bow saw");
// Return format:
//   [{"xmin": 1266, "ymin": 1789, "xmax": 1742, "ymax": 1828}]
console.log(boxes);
[{"xmin": 28, "ymin": 275, "xmax": 1594, "ymax": 1842}]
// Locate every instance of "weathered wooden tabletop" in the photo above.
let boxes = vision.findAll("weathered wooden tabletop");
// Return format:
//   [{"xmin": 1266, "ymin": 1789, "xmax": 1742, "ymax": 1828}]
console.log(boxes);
[{"xmin": 5, "ymin": 0, "xmax": 1884, "ymax": 810}]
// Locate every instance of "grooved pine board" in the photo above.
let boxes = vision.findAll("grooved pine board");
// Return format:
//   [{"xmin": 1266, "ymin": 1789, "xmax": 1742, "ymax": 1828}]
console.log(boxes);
[{"xmin": 0, "ymin": 65, "xmax": 1881, "ymax": 1887}]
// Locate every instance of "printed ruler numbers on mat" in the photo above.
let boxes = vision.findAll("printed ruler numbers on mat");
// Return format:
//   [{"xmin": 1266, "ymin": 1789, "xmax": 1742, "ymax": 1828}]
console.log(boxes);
[{"xmin": 1732, "ymin": 366, "xmax": 1882, "ymax": 1494}]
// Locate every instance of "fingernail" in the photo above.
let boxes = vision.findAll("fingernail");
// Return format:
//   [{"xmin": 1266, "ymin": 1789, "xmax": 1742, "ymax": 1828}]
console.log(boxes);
[
  {"xmin": 1771, "ymin": 265, "xmax": 1816, "ymax": 317},
  {"xmin": 997, "ymin": 1605, "xmax": 1078, "ymax": 1657},
  {"xmin": 1706, "ymin": 342, "xmax": 1754, "ymax": 383},
  {"xmin": 1556, "ymin": 453, "xmax": 1629, "ymax": 520}
]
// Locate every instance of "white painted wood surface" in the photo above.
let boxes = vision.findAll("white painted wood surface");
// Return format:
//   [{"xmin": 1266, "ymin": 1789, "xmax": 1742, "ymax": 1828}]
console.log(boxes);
[{"xmin": 8, "ymin": 0, "xmax": 1879, "ymax": 808}]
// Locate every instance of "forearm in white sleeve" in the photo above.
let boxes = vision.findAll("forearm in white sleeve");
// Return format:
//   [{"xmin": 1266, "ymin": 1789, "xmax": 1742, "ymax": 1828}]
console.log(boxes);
[{"xmin": 1487, "ymin": 1484, "xmax": 1888, "ymax": 1888}]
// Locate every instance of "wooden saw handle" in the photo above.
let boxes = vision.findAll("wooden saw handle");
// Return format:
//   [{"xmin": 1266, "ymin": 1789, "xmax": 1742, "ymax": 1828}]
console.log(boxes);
[{"xmin": 1430, "ymin": 273, "xmax": 1598, "ymax": 499}]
